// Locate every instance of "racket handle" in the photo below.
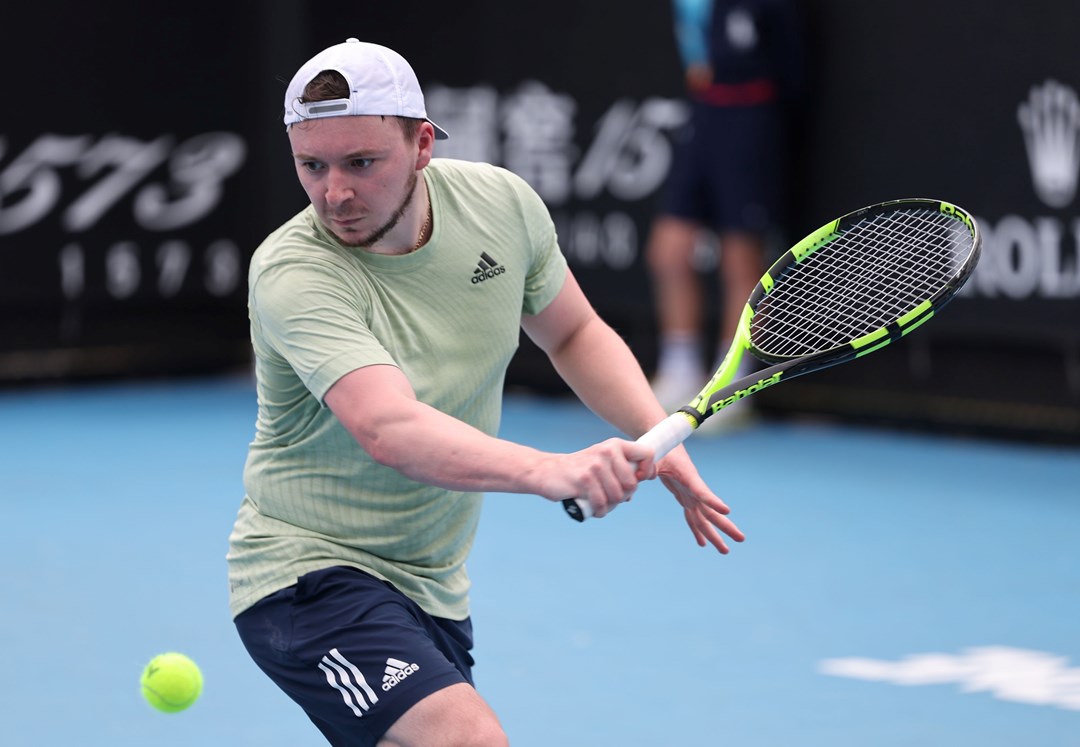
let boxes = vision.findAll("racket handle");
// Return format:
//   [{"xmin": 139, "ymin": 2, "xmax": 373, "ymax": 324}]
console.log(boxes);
[
  {"xmin": 562, "ymin": 413, "xmax": 695, "ymax": 522},
  {"xmin": 637, "ymin": 412, "xmax": 695, "ymax": 460}
]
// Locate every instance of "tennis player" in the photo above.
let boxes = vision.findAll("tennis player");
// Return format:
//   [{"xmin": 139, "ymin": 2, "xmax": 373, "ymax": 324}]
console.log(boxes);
[{"xmin": 228, "ymin": 38, "xmax": 744, "ymax": 747}]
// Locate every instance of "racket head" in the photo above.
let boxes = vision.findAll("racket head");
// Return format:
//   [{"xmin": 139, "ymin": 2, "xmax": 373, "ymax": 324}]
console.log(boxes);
[{"xmin": 743, "ymin": 198, "xmax": 981, "ymax": 370}]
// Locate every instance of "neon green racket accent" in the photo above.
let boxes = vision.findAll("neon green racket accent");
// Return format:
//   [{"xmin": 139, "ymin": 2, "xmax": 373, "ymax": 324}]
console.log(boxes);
[
  {"xmin": 848, "ymin": 300, "xmax": 938, "ymax": 357},
  {"xmin": 901, "ymin": 311, "xmax": 935, "ymax": 336},
  {"xmin": 939, "ymin": 201, "xmax": 976, "ymax": 235},
  {"xmin": 854, "ymin": 337, "xmax": 892, "ymax": 358},
  {"xmin": 851, "ymin": 327, "xmax": 891, "ymax": 358},
  {"xmin": 761, "ymin": 273, "xmax": 775, "ymax": 294},
  {"xmin": 851, "ymin": 327, "xmax": 889, "ymax": 350},
  {"xmin": 898, "ymin": 299, "xmax": 933, "ymax": 328},
  {"xmin": 687, "ymin": 306, "xmax": 755, "ymax": 416},
  {"xmin": 790, "ymin": 219, "xmax": 840, "ymax": 262},
  {"xmin": 735, "ymin": 302, "xmax": 755, "ymax": 338}
]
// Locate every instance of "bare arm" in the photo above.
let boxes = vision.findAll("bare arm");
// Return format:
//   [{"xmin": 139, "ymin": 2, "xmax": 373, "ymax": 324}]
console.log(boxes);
[
  {"xmin": 522, "ymin": 269, "xmax": 744, "ymax": 551},
  {"xmin": 324, "ymin": 363, "xmax": 652, "ymax": 517},
  {"xmin": 521, "ymin": 271, "xmax": 668, "ymax": 438}
]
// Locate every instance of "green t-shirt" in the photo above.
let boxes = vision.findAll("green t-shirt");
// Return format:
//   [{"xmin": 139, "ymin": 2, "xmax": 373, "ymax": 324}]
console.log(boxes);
[{"xmin": 227, "ymin": 159, "xmax": 567, "ymax": 620}]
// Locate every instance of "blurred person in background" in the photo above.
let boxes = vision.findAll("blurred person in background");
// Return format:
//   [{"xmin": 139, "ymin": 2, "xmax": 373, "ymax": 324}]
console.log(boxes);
[{"xmin": 647, "ymin": 0, "xmax": 804, "ymax": 425}]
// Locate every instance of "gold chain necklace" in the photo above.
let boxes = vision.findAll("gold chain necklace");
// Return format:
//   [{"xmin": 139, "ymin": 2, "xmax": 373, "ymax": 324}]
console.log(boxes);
[{"xmin": 414, "ymin": 199, "xmax": 432, "ymax": 251}]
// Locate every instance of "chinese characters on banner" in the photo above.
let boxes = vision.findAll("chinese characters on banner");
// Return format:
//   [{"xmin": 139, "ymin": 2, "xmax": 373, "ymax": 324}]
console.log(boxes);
[{"xmin": 426, "ymin": 81, "xmax": 689, "ymax": 272}]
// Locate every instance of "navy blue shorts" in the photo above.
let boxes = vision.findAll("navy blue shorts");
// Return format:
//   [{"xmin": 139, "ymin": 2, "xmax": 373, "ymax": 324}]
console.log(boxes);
[
  {"xmin": 662, "ymin": 101, "xmax": 787, "ymax": 233},
  {"xmin": 234, "ymin": 566, "xmax": 474, "ymax": 747}
]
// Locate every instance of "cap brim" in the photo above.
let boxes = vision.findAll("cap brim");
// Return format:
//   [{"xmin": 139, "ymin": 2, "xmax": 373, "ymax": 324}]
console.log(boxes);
[{"xmin": 429, "ymin": 119, "xmax": 449, "ymax": 140}]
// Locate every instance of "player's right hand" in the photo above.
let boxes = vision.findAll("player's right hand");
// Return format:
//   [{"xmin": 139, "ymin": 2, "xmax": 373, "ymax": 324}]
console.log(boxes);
[{"xmin": 538, "ymin": 438, "xmax": 655, "ymax": 518}]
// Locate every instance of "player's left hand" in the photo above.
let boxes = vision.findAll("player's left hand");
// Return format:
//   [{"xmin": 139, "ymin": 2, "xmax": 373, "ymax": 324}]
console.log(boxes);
[{"xmin": 656, "ymin": 449, "xmax": 745, "ymax": 553}]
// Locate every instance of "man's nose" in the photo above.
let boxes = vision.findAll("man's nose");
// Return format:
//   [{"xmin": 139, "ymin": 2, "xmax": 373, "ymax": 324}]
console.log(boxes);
[{"xmin": 326, "ymin": 168, "xmax": 354, "ymax": 206}]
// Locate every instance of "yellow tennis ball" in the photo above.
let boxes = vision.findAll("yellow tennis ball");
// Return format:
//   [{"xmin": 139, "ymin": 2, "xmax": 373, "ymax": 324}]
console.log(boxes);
[{"xmin": 140, "ymin": 652, "xmax": 203, "ymax": 713}]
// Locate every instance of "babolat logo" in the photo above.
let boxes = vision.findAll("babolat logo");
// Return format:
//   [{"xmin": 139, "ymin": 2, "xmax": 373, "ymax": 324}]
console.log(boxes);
[
  {"xmin": 472, "ymin": 252, "xmax": 506, "ymax": 284},
  {"xmin": 381, "ymin": 657, "xmax": 420, "ymax": 691},
  {"xmin": 710, "ymin": 372, "xmax": 783, "ymax": 413},
  {"xmin": 939, "ymin": 202, "xmax": 974, "ymax": 234}
]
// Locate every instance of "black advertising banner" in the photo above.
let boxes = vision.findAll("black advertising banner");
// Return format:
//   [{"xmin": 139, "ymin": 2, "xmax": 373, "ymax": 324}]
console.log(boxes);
[
  {"xmin": 2, "ymin": 2, "xmax": 1077, "ymax": 439},
  {"xmin": 763, "ymin": 1, "xmax": 1080, "ymax": 439},
  {"xmin": 0, "ymin": 3, "xmax": 264, "ymax": 381}
]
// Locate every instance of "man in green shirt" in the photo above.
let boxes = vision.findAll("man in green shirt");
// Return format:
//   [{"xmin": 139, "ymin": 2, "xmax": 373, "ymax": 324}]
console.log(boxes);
[{"xmin": 229, "ymin": 38, "xmax": 744, "ymax": 747}]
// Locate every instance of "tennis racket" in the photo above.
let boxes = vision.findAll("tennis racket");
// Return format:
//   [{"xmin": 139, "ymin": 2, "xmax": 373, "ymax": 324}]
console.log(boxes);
[{"xmin": 563, "ymin": 198, "xmax": 982, "ymax": 522}]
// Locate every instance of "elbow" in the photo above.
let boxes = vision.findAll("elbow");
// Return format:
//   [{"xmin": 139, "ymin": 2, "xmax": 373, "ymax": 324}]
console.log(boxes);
[
  {"xmin": 348, "ymin": 417, "xmax": 414, "ymax": 473},
  {"xmin": 353, "ymin": 427, "xmax": 399, "ymax": 469}
]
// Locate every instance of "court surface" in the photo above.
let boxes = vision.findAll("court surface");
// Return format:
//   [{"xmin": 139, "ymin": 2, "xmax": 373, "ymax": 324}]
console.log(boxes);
[{"xmin": 2, "ymin": 375, "xmax": 1078, "ymax": 746}]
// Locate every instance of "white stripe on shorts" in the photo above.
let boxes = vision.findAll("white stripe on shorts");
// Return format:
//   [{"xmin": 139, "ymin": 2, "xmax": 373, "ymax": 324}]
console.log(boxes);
[{"xmin": 318, "ymin": 647, "xmax": 380, "ymax": 717}]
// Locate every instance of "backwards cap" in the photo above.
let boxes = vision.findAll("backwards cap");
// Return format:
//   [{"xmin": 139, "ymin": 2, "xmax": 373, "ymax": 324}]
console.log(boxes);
[{"xmin": 283, "ymin": 38, "xmax": 448, "ymax": 139}]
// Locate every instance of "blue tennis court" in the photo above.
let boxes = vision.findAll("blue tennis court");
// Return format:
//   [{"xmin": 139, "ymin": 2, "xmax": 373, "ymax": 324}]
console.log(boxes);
[{"xmin": 2, "ymin": 375, "xmax": 1078, "ymax": 746}]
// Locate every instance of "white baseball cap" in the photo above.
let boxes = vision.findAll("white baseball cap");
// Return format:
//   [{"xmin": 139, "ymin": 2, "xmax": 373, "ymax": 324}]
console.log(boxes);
[{"xmin": 283, "ymin": 38, "xmax": 449, "ymax": 139}]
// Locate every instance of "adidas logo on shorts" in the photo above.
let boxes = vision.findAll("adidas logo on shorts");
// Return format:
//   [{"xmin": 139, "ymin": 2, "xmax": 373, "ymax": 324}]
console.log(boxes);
[
  {"xmin": 318, "ymin": 648, "xmax": 379, "ymax": 717},
  {"xmin": 471, "ymin": 252, "xmax": 506, "ymax": 284},
  {"xmin": 382, "ymin": 657, "xmax": 420, "ymax": 691}
]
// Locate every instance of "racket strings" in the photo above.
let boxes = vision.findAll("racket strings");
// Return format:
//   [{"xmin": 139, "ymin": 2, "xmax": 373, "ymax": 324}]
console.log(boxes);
[
  {"xmin": 759, "ymin": 217, "xmax": 958, "ymax": 353},
  {"xmin": 751, "ymin": 209, "xmax": 973, "ymax": 358},
  {"xmin": 783, "ymin": 217, "xmax": 955, "ymax": 338}
]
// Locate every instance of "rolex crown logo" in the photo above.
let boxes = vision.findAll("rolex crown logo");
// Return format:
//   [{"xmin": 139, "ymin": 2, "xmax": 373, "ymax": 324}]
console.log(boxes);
[{"xmin": 1018, "ymin": 79, "xmax": 1080, "ymax": 209}]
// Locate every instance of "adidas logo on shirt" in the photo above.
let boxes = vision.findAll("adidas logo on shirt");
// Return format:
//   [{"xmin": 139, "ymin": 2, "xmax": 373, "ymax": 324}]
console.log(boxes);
[
  {"xmin": 471, "ymin": 252, "xmax": 506, "ymax": 284},
  {"xmin": 381, "ymin": 657, "xmax": 420, "ymax": 691}
]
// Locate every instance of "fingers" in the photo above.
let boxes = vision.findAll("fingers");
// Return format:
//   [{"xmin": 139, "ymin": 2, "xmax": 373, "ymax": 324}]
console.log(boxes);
[
  {"xmin": 656, "ymin": 462, "xmax": 745, "ymax": 554},
  {"xmin": 561, "ymin": 441, "xmax": 745, "ymax": 557},
  {"xmin": 684, "ymin": 503, "xmax": 745, "ymax": 554},
  {"xmin": 623, "ymin": 439, "xmax": 655, "ymax": 466},
  {"xmin": 578, "ymin": 438, "xmax": 653, "ymax": 518},
  {"xmin": 659, "ymin": 471, "xmax": 729, "ymax": 515},
  {"xmin": 707, "ymin": 510, "xmax": 745, "ymax": 548}
]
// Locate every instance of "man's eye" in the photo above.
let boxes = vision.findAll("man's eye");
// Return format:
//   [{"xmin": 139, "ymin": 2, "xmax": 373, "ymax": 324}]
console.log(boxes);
[
  {"xmin": 351, "ymin": 158, "xmax": 375, "ymax": 169},
  {"xmin": 301, "ymin": 161, "xmax": 325, "ymax": 173}
]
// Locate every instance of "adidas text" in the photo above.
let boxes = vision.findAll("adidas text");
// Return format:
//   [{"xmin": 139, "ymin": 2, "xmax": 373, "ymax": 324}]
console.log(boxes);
[
  {"xmin": 472, "ymin": 265, "xmax": 506, "ymax": 283},
  {"xmin": 382, "ymin": 660, "xmax": 420, "ymax": 691},
  {"xmin": 472, "ymin": 252, "xmax": 506, "ymax": 283}
]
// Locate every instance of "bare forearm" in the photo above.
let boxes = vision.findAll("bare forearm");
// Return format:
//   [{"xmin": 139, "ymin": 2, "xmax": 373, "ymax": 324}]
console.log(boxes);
[
  {"xmin": 325, "ymin": 363, "xmax": 652, "ymax": 511},
  {"xmin": 343, "ymin": 396, "xmax": 552, "ymax": 494},
  {"xmin": 332, "ymin": 390, "xmax": 652, "ymax": 517}
]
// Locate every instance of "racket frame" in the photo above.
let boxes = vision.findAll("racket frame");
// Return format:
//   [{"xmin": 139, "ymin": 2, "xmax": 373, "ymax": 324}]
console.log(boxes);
[{"xmin": 562, "ymin": 198, "xmax": 981, "ymax": 522}]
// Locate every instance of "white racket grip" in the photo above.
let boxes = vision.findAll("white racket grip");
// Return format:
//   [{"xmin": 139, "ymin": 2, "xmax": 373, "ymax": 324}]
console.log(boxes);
[
  {"xmin": 563, "ymin": 413, "xmax": 695, "ymax": 522},
  {"xmin": 636, "ymin": 412, "xmax": 695, "ymax": 461}
]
